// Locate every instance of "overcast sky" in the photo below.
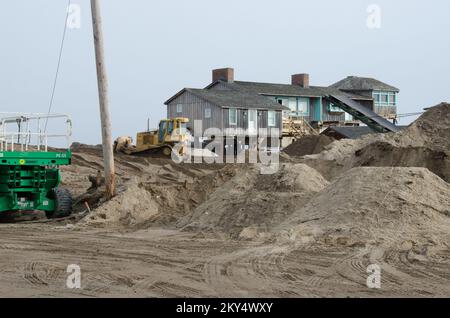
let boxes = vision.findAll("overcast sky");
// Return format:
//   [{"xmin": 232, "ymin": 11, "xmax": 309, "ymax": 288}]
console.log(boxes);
[{"xmin": 0, "ymin": 0, "xmax": 449, "ymax": 144}]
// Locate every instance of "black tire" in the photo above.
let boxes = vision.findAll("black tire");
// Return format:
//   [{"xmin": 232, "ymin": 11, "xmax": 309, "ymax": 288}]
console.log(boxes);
[
  {"xmin": 162, "ymin": 146, "xmax": 172, "ymax": 157},
  {"xmin": 48, "ymin": 188, "xmax": 73, "ymax": 219}
]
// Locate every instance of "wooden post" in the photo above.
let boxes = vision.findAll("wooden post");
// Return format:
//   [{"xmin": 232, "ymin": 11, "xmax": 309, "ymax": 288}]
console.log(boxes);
[{"xmin": 91, "ymin": 0, "xmax": 115, "ymax": 198}]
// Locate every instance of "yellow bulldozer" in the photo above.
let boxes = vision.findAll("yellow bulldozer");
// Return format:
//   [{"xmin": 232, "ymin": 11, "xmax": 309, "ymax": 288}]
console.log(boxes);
[{"xmin": 114, "ymin": 118, "xmax": 190, "ymax": 157}]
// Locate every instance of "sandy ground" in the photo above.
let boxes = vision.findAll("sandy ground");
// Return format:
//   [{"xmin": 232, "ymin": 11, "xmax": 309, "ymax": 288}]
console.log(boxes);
[
  {"xmin": 1, "ymin": 222, "xmax": 449, "ymax": 297},
  {"xmin": 0, "ymin": 103, "xmax": 449, "ymax": 298}
]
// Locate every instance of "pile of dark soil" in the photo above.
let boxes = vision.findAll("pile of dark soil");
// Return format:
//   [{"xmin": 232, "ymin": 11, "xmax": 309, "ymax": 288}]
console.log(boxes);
[
  {"xmin": 284, "ymin": 135, "xmax": 335, "ymax": 157},
  {"xmin": 354, "ymin": 141, "xmax": 450, "ymax": 182}
]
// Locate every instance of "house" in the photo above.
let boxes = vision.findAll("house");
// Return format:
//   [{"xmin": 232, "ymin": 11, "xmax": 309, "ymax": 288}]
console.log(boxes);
[
  {"xmin": 330, "ymin": 76, "xmax": 400, "ymax": 120},
  {"xmin": 164, "ymin": 69, "xmax": 289, "ymax": 143},
  {"xmin": 164, "ymin": 68, "xmax": 400, "ymax": 143}
]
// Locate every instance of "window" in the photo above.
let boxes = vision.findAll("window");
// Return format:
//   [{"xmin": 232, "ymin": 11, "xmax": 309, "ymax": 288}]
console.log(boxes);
[
  {"xmin": 373, "ymin": 91, "xmax": 396, "ymax": 107},
  {"xmin": 159, "ymin": 121, "xmax": 168, "ymax": 142},
  {"xmin": 229, "ymin": 108, "xmax": 237, "ymax": 125},
  {"xmin": 179, "ymin": 122, "xmax": 187, "ymax": 135},
  {"xmin": 268, "ymin": 111, "xmax": 276, "ymax": 127},
  {"xmin": 288, "ymin": 98, "xmax": 297, "ymax": 113},
  {"xmin": 176, "ymin": 104, "xmax": 183, "ymax": 113},
  {"xmin": 297, "ymin": 98, "xmax": 309, "ymax": 115},
  {"xmin": 276, "ymin": 98, "xmax": 288, "ymax": 106},
  {"xmin": 389, "ymin": 94, "xmax": 395, "ymax": 104},
  {"xmin": 328, "ymin": 102, "xmax": 342, "ymax": 112},
  {"xmin": 167, "ymin": 121, "xmax": 174, "ymax": 135},
  {"xmin": 205, "ymin": 108, "xmax": 211, "ymax": 118}
]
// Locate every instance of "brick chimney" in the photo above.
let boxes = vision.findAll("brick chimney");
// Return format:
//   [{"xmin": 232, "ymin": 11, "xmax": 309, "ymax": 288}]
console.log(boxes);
[
  {"xmin": 292, "ymin": 73, "xmax": 310, "ymax": 88},
  {"xmin": 212, "ymin": 68, "xmax": 234, "ymax": 83}
]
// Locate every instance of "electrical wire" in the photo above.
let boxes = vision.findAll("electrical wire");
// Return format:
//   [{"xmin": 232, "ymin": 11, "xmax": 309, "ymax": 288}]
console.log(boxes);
[{"xmin": 44, "ymin": 0, "xmax": 71, "ymax": 132}]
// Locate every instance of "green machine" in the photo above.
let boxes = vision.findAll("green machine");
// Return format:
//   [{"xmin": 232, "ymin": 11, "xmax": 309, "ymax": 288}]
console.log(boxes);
[{"xmin": 0, "ymin": 113, "xmax": 73, "ymax": 219}]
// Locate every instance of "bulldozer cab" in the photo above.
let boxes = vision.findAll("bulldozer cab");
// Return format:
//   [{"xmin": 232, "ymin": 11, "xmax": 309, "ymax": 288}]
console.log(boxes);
[{"xmin": 158, "ymin": 118, "xmax": 188, "ymax": 143}]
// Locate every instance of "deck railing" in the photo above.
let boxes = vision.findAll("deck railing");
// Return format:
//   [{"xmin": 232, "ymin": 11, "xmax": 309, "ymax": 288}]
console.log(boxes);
[
  {"xmin": 0, "ymin": 113, "xmax": 72, "ymax": 152},
  {"xmin": 374, "ymin": 106, "xmax": 397, "ymax": 119}
]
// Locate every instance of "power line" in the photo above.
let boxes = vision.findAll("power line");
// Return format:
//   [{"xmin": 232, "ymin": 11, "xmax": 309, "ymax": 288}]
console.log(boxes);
[{"xmin": 44, "ymin": 0, "xmax": 71, "ymax": 132}]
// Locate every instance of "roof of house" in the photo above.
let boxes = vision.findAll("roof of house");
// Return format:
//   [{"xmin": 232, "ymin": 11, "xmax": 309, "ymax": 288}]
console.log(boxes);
[
  {"xmin": 330, "ymin": 76, "xmax": 400, "ymax": 92},
  {"xmin": 165, "ymin": 88, "xmax": 289, "ymax": 111},
  {"xmin": 165, "ymin": 75, "xmax": 399, "ymax": 111},
  {"xmin": 207, "ymin": 80, "xmax": 373, "ymax": 100}
]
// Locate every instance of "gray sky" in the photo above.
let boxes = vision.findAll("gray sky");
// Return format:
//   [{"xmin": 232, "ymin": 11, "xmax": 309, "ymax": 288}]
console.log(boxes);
[{"xmin": 1, "ymin": 0, "xmax": 449, "ymax": 144}]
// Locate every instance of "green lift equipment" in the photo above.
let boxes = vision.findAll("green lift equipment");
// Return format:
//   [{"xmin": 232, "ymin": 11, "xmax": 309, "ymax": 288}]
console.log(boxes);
[{"xmin": 0, "ymin": 113, "xmax": 73, "ymax": 219}]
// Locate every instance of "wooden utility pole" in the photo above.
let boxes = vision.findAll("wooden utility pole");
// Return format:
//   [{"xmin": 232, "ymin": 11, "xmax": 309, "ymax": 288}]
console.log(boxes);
[{"xmin": 91, "ymin": 0, "xmax": 115, "ymax": 198}]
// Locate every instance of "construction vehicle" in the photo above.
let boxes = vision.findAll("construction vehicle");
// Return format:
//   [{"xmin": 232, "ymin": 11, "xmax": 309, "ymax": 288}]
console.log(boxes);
[
  {"xmin": 0, "ymin": 113, "xmax": 73, "ymax": 219},
  {"xmin": 114, "ymin": 118, "xmax": 190, "ymax": 157}
]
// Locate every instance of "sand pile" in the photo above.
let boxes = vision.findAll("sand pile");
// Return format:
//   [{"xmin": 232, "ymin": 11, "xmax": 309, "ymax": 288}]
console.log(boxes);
[
  {"xmin": 73, "ymin": 162, "xmax": 240, "ymax": 229},
  {"xmin": 64, "ymin": 143, "xmax": 240, "ymax": 229},
  {"xmin": 277, "ymin": 167, "xmax": 450, "ymax": 249},
  {"xmin": 181, "ymin": 163, "xmax": 329, "ymax": 239},
  {"xmin": 303, "ymin": 103, "xmax": 450, "ymax": 182},
  {"xmin": 393, "ymin": 102, "xmax": 450, "ymax": 151},
  {"xmin": 354, "ymin": 141, "xmax": 450, "ymax": 182},
  {"xmin": 310, "ymin": 103, "xmax": 449, "ymax": 163},
  {"xmin": 284, "ymin": 135, "xmax": 335, "ymax": 157},
  {"xmin": 307, "ymin": 132, "xmax": 387, "ymax": 163},
  {"xmin": 256, "ymin": 163, "xmax": 329, "ymax": 193},
  {"xmin": 78, "ymin": 179, "xmax": 159, "ymax": 229},
  {"xmin": 138, "ymin": 164, "xmax": 239, "ymax": 226}
]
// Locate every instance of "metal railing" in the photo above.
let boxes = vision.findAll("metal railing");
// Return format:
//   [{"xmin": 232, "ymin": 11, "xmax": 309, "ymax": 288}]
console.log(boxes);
[{"xmin": 0, "ymin": 113, "xmax": 72, "ymax": 152}]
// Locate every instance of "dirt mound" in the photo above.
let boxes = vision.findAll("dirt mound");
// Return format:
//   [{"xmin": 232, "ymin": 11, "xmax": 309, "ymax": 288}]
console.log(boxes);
[
  {"xmin": 307, "ymin": 132, "xmax": 388, "ymax": 163},
  {"xmin": 306, "ymin": 103, "xmax": 450, "ymax": 176},
  {"xmin": 354, "ymin": 141, "xmax": 450, "ymax": 182},
  {"xmin": 395, "ymin": 102, "xmax": 450, "ymax": 151},
  {"xmin": 284, "ymin": 135, "xmax": 335, "ymax": 157},
  {"xmin": 277, "ymin": 167, "xmax": 450, "ymax": 249},
  {"xmin": 181, "ymin": 164, "xmax": 329, "ymax": 239},
  {"xmin": 63, "ymin": 142, "xmax": 240, "ymax": 229},
  {"xmin": 138, "ymin": 164, "xmax": 240, "ymax": 226},
  {"xmin": 256, "ymin": 163, "xmax": 329, "ymax": 193},
  {"xmin": 77, "ymin": 179, "xmax": 159, "ymax": 228}
]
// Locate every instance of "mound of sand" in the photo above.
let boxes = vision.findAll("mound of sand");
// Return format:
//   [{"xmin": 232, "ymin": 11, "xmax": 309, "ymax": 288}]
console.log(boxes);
[
  {"xmin": 284, "ymin": 135, "xmax": 335, "ymax": 157},
  {"xmin": 78, "ymin": 179, "xmax": 159, "ymax": 229},
  {"xmin": 256, "ymin": 163, "xmax": 329, "ymax": 193},
  {"xmin": 67, "ymin": 103, "xmax": 449, "ymax": 238},
  {"xmin": 181, "ymin": 164, "xmax": 329, "ymax": 239},
  {"xmin": 277, "ymin": 167, "xmax": 450, "ymax": 249},
  {"xmin": 302, "ymin": 103, "xmax": 450, "ymax": 184},
  {"xmin": 394, "ymin": 102, "xmax": 450, "ymax": 151},
  {"xmin": 354, "ymin": 141, "xmax": 450, "ymax": 182},
  {"xmin": 310, "ymin": 102, "xmax": 450, "ymax": 163}
]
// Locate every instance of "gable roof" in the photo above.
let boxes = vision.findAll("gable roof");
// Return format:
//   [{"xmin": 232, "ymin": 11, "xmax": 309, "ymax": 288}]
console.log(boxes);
[
  {"xmin": 165, "ymin": 88, "xmax": 289, "ymax": 111},
  {"xmin": 330, "ymin": 76, "xmax": 400, "ymax": 92},
  {"xmin": 207, "ymin": 80, "xmax": 373, "ymax": 100}
]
